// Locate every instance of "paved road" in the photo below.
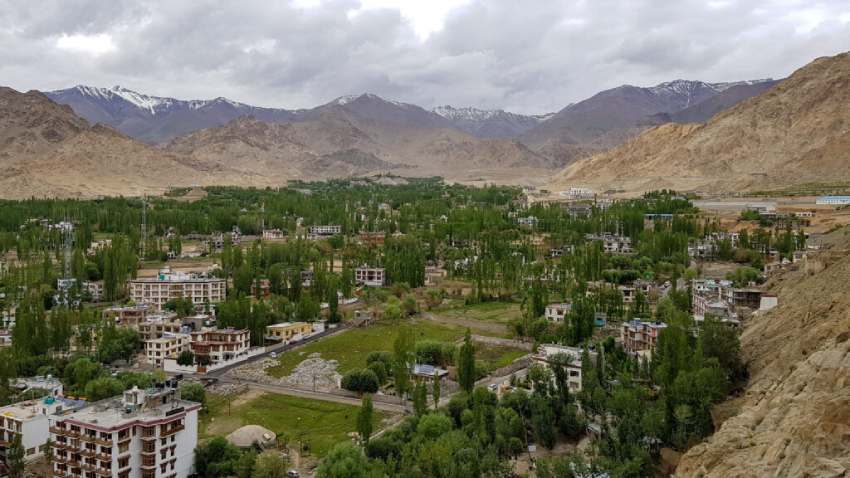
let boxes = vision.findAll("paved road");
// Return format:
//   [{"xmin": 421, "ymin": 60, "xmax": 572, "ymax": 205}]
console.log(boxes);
[{"xmin": 217, "ymin": 376, "xmax": 408, "ymax": 413}]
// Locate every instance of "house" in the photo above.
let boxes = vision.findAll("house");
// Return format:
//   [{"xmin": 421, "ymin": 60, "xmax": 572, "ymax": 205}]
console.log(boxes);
[
  {"xmin": 815, "ymin": 195, "xmax": 850, "ymax": 206},
  {"xmin": 262, "ymin": 229, "xmax": 285, "ymax": 240},
  {"xmin": 359, "ymin": 231, "xmax": 386, "ymax": 246},
  {"xmin": 189, "ymin": 328, "xmax": 251, "ymax": 369},
  {"xmin": 355, "ymin": 267, "xmax": 386, "ymax": 287},
  {"xmin": 532, "ymin": 345, "xmax": 594, "ymax": 392},
  {"xmin": 137, "ymin": 317, "xmax": 185, "ymax": 341},
  {"xmin": 308, "ymin": 225, "xmax": 342, "ymax": 236},
  {"xmin": 566, "ymin": 203, "xmax": 593, "ymax": 219},
  {"xmin": 15, "ymin": 375, "xmax": 64, "ymax": 398},
  {"xmin": 410, "ymin": 364, "xmax": 448, "ymax": 381},
  {"xmin": 301, "ymin": 270, "xmax": 314, "ymax": 287},
  {"xmin": 104, "ymin": 304, "xmax": 155, "ymax": 328},
  {"xmin": 144, "ymin": 333, "xmax": 191, "ymax": 367},
  {"xmin": 516, "ymin": 216, "xmax": 538, "ymax": 227},
  {"xmin": 0, "ymin": 397, "xmax": 86, "ymax": 463},
  {"xmin": 544, "ymin": 303, "xmax": 572, "ymax": 322},
  {"xmin": 250, "ymin": 278, "xmax": 271, "ymax": 299},
  {"xmin": 759, "ymin": 294, "xmax": 778, "ymax": 311},
  {"xmin": 49, "ymin": 384, "xmax": 200, "ymax": 478},
  {"xmin": 621, "ymin": 320, "xmax": 668, "ymax": 355},
  {"xmin": 83, "ymin": 280, "xmax": 104, "ymax": 301},
  {"xmin": 127, "ymin": 267, "xmax": 226, "ymax": 310},
  {"xmin": 266, "ymin": 322, "xmax": 312, "ymax": 343}
]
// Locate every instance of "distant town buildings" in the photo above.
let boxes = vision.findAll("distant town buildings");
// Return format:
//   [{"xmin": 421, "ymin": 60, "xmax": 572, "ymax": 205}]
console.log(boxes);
[
  {"xmin": 815, "ymin": 195, "xmax": 850, "ymax": 206},
  {"xmin": 308, "ymin": 225, "xmax": 342, "ymax": 236},
  {"xmin": 262, "ymin": 229, "xmax": 285, "ymax": 240}
]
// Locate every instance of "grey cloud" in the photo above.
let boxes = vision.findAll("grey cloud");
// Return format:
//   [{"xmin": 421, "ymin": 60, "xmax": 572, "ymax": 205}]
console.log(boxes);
[{"xmin": 0, "ymin": 0, "xmax": 848, "ymax": 113}]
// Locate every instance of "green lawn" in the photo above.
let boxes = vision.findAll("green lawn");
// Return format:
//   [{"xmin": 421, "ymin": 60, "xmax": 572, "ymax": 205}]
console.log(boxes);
[
  {"xmin": 434, "ymin": 301, "xmax": 523, "ymax": 324},
  {"xmin": 200, "ymin": 392, "xmax": 389, "ymax": 458},
  {"xmin": 476, "ymin": 345, "xmax": 528, "ymax": 371},
  {"xmin": 266, "ymin": 319, "xmax": 465, "ymax": 377}
]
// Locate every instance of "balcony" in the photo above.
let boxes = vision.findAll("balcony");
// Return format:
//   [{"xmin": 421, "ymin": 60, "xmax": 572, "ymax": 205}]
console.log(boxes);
[
  {"xmin": 80, "ymin": 449, "xmax": 96, "ymax": 458},
  {"xmin": 96, "ymin": 452, "xmax": 111, "ymax": 462},
  {"xmin": 95, "ymin": 467, "xmax": 112, "ymax": 476},
  {"xmin": 53, "ymin": 454, "xmax": 70, "ymax": 464},
  {"xmin": 160, "ymin": 424, "xmax": 184, "ymax": 437},
  {"xmin": 94, "ymin": 437, "xmax": 113, "ymax": 447},
  {"xmin": 51, "ymin": 427, "xmax": 80, "ymax": 438}
]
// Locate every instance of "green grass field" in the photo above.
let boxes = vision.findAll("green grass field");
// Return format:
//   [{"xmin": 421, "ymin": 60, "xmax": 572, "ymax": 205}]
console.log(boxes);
[
  {"xmin": 200, "ymin": 392, "xmax": 389, "ymax": 458},
  {"xmin": 434, "ymin": 301, "xmax": 523, "ymax": 324},
  {"xmin": 476, "ymin": 345, "xmax": 528, "ymax": 371},
  {"xmin": 266, "ymin": 319, "xmax": 465, "ymax": 377}
]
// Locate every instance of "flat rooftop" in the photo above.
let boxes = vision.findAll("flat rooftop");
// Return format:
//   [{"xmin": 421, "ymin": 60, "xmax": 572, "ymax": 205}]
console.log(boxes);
[{"xmin": 60, "ymin": 396, "xmax": 199, "ymax": 430}]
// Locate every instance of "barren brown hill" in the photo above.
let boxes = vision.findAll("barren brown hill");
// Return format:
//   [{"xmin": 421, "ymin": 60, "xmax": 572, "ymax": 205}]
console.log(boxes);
[
  {"xmin": 552, "ymin": 51, "xmax": 850, "ymax": 194},
  {"xmin": 677, "ymin": 230, "xmax": 850, "ymax": 477},
  {"xmin": 0, "ymin": 87, "xmax": 263, "ymax": 198},
  {"xmin": 164, "ymin": 108, "xmax": 558, "ymax": 183}
]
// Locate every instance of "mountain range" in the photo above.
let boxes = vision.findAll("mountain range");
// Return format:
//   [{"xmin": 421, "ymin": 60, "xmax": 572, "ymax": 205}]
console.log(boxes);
[
  {"xmin": 4, "ymin": 59, "xmax": 829, "ymax": 198},
  {"xmin": 552, "ymin": 52, "xmax": 850, "ymax": 194}
]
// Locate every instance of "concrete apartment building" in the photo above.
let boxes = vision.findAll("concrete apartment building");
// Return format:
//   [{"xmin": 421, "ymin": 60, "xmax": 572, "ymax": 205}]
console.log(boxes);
[
  {"xmin": 50, "ymin": 385, "xmax": 200, "ymax": 478},
  {"xmin": 0, "ymin": 396, "xmax": 86, "ymax": 463},
  {"xmin": 621, "ymin": 320, "xmax": 668, "ymax": 356},
  {"xmin": 128, "ymin": 268, "xmax": 225, "ymax": 310},
  {"xmin": 189, "ymin": 328, "xmax": 251, "ymax": 368},
  {"xmin": 104, "ymin": 305, "xmax": 155, "ymax": 329},
  {"xmin": 144, "ymin": 334, "xmax": 191, "ymax": 367},
  {"xmin": 355, "ymin": 267, "xmax": 386, "ymax": 287}
]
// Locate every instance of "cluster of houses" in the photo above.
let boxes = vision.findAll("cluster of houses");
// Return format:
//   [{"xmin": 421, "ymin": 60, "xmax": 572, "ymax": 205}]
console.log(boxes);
[{"xmin": 691, "ymin": 279, "xmax": 777, "ymax": 325}]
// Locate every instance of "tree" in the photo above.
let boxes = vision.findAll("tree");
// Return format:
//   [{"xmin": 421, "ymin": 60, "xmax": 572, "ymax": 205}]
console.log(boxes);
[
  {"xmin": 341, "ymin": 369, "xmax": 380, "ymax": 394},
  {"xmin": 195, "ymin": 437, "xmax": 242, "ymax": 477},
  {"xmin": 252, "ymin": 450, "xmax": 288, "ymax": 478},
  {"xmin": 6, "ymin": 434, "xmax": 25, "ymax": 478},
  {"xmin": 316, "ymin": 443, "xmax": 377, "ymax": 478},
  {"xmin": 177, "ymin": 350, "xmax": 195, "ymax": 366},
  {"xmin": 357, "ymin": 394, "xmax": 374, "ymax": 444},
  {"xmin": 457, "ymin": 329, "xmax": 476, "ymax": 394},
  {"xmin": 393, "ymin": 327, "xmax": 415, "ymax": 402},
  {"xmin": 413, "ymin": 381, "xmax": 428, "ymax": 416},
  {"xmin": 85, "ymin": 377, "xmax": 124, "ymax": 401},
  {"xmin": 432, "ymin": 372, "xmax": 441, "ymax": 409},
  {"xmin": 180, "ymin": 382, "xmax": 207, "ymax": 410}
]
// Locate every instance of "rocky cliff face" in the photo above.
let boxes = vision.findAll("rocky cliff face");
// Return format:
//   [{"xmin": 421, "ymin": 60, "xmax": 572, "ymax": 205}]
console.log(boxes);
[{"xmin": 677, "ymin": 232, "xmax": 850, "ymax": 477}]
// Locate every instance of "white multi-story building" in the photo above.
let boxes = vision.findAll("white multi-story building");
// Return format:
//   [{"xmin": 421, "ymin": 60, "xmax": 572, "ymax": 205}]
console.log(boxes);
[
  {"xmin": 189, "ymin": 328, "xmax": 251, "ymax": 369},
  {"xmin": 144, "ymin": 334, "xmax": 191, "ymax": 367},
  {"xmin": 50, "ymin": 385, "xmax": 200, "ymax": 478},
  {"xmin": 308, "ymin": 225, "xmax": 342, "ymax": 236},
  {"xmin": 355, "ymin": 267, "xmax": 385, "ymax": 287},
  {"xmin": 544, "ymin": 303, "xmax": 572, "ymax": 322},
  {"xmin": 532, "ymin": 345, "xmax": 595, "ymax": 392},
  {"xmin": 0, "ymin": 397, "xmax": 85, "ymax": 463},
  {"xmin": 128, "ymin": 268, "xmax": 225, "ymax": 310}
]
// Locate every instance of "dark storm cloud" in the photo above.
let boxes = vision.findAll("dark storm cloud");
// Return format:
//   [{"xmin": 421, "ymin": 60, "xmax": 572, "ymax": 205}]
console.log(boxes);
[{"xmin": 0, "ymin": 0, "xmax": 848, "ymax": 113}]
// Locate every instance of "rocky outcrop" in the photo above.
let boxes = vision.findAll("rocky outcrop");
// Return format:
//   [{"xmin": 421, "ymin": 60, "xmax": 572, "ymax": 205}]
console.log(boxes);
[{"xmin": 677, "ymin": 234, "xmax": 850, "ymax": 477}]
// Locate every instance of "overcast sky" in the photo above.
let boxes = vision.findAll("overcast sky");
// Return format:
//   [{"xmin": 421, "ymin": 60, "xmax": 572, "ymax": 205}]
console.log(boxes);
[{"xmin": 2, "ymin": 0, "xmax": 849, "ymax": 114}]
